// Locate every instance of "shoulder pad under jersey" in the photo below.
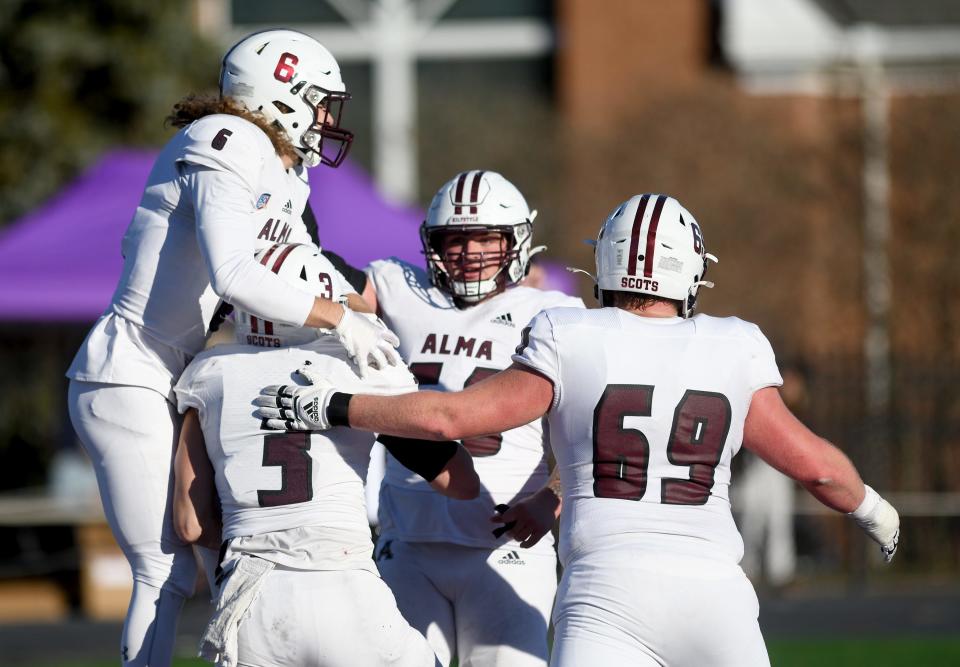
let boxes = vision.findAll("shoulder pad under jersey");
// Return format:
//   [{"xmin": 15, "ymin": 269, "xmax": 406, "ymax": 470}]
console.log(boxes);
[{"xmin": 177, "ymin": 114, "xmax": 275, "ymax": 194}]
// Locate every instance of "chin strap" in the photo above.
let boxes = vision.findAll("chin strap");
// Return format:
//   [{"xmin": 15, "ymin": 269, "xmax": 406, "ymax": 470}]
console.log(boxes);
[
  {"xmin": 683, "ymin": 253, "xmax": 720, "ymax": 318},
  {"xmin": 566, "ymin": 266, "xmax": 601, "ymax": 303},
  {"xmin": 683, "ymin": 280, "xmax": 715, "ymax": 318}
]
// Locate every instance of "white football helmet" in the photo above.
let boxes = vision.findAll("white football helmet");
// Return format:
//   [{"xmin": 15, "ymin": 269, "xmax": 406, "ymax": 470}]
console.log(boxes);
[
  {"xmin": 420, "ymin": 170, "xmax": 544, "ymax": 303},
  {"xmin": 235, "ymin": 243, "xmax": 347, "ymax": 348},
  {"xmin": 593, "ymin": 194, "xmax": 718, "ymax": 317},
  {"xmin": 220, "ymin": 29, "xmax": 353, "ymax": 168}
]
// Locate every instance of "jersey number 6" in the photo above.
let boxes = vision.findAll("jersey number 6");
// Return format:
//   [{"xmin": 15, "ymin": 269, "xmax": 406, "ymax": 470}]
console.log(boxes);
[{"xmin": 593, "ymin": 385, "xmax": 731, "ymax": 505}]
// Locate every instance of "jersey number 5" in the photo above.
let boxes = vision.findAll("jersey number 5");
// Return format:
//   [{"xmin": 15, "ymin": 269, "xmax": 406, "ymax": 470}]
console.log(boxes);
[
  {"xmin": 593, "ymin": 385, "xmax": 731, "ymax": 505},
  {"xmin": 257, "ymin": 432, "xmax": 313, "ymax": 507}
]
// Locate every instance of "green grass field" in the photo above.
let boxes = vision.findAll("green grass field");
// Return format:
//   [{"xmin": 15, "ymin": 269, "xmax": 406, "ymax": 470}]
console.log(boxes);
[{"xmin": 34, "ymin": 638, "xmax": 960, "ymax": 667}]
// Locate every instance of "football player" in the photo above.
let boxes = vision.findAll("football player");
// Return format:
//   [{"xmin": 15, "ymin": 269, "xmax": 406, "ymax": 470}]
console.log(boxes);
[
  {"xmin": 349, "ymin": 171, "xmax": 584, "ymax": 667},
  {"xmin": 66, "ymin": 30, "xmax": 399, "ymax": 667},
  {"xmin": 257, "ymin": 194, "xmax": 901, "ymax": 666},
  {"xmin": 173, "ymin": 243, "xmax": 476, "ymax": 667}
]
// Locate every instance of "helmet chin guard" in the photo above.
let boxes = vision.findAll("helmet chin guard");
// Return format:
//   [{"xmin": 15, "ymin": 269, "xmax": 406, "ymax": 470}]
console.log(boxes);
[
  {"xmin": 220, "ymin": 29, "xmax": 353, "ymax": 167},
  {"xmin": 420, "ymin": 170, "xmax": 542, "ymax": 303}
]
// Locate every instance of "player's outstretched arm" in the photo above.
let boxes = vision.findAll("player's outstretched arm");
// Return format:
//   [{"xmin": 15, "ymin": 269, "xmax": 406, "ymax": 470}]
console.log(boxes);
[
  {"xmin": 743, "ymin": 386, "xmax": 899, "ymax": 562},
  {"xmin": 345, "ymin": 291, "xmax": 375, "ymax": 314},
  {"xmin": 425, "ymin": 442, "xmax": 480, "ymax": 500},
  {"xmin": 173, "ymin": 409, "xmax": 221, "ymax": 549},
  {"xmin": 350, "ymin": 364, "xmax": 554, "ymax": 441},
  {"xmin": 378, "ymin": 435, "xmax": 479, "ymax": 499},
  {"xmin": 256, "ymin": 363, "xmax": 553, "ymax": 437}
]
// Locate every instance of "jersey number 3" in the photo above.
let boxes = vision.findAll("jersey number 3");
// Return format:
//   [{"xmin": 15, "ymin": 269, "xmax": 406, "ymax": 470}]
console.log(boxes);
[{"xmin": 592, "ymin": 385, "xmax": 731, "ymax": 505}]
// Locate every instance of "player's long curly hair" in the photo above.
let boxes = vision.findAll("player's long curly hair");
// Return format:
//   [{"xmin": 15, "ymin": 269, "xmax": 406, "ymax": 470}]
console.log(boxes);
[{"xmin": 166, "ymin": 95, "xmax": 298, "ymax": 161}]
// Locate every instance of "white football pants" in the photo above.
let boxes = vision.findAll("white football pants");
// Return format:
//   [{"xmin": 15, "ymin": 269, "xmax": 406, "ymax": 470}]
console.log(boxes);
[
  {"xmin": 236, "ymin": 567, "xmax": 439, "ymax": 667},
  {"xmin": 68, "ymin": 380, "xmax": 197, "ymax": 667},
  {"xmin": 551, "ymin": 555, "xmax": 770, "ymax": 667},
  {"xmin": 376, "ymin": 540, "xmax": 556, "ymax": 667}
]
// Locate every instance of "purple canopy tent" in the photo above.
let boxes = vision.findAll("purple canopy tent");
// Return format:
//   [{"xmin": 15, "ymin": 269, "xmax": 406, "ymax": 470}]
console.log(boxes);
[
  {"xmin": 0, "ymin": 150, "xmax": 575, "ymax": 322},
  {"xmin": 0, "ymin": 150, "xmax": 423, "ymax": 322}
]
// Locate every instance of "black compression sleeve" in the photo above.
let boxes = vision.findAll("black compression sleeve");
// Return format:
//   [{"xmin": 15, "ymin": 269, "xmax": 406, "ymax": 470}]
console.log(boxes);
[
  {"xmin": 303, "ymin": 201, "xmax": 321, "ymax": 246},
  {"xmin": 327, "ymin": 393, "xmax": 353, "ymax": 427},
  {"xmin": 378, "ymin": 435, "xmax": 459, "ymax": 482}
]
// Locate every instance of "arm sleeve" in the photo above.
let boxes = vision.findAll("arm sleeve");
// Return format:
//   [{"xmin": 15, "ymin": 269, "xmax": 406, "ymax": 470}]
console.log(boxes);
[
  {"xmin": 511, "ymin": 310, "xmax": 562, "ymax": 410},
  {"xmin": 377, "ymin": 435, "xmax": 458, "ymax": 482},
  {"xmin": 186, "ymin": 165, "xmax": 315, "ymax": 326}
]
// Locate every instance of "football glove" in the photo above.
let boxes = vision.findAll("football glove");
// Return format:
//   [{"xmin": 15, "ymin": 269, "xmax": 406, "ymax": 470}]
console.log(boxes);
[
  {"xmin": 333, "ymin": 308, "xmax": 401, "ymax": 378},
  {"xmin": 849, "ymin": 485, "xmax": 900, "ymax": 563},
  {"xmin": 254, "ymin": 364, "xmax": 337, "ymax": 431}
]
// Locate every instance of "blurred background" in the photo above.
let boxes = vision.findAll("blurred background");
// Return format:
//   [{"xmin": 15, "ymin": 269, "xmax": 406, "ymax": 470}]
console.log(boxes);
[{"xmin": 0, "ymin": 0, "xmax": 958, "ymax": 665}]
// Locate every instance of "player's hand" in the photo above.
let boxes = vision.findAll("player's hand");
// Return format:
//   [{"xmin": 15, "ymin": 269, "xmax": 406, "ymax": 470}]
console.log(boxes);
[
  {"xmin": 254, "ymin": 364, "xmax": 336, "ymax": 431},
  {"xmin": 490, "ymin": 487, "xmax": 561, "ymax": 549},
  {"xmin": 850, "ymin": 485, "xmax": 900, "ymax": 563},
  {"xmin": 333, "ymin": 307, "xmax": 401, "ymax": 378}
]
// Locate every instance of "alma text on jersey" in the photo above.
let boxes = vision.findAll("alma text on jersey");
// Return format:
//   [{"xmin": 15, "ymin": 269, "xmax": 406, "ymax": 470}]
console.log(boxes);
[
  {"xmin": 257, "ymin": 218, "xmax": 294, "ymax": 244},
  {"xmin": 621, "ymin": 277, "xmax": 659, "ymax": 291},
  {"xmin": 420, "ymin": 333, "xmax": 493, "ymax": 361}
]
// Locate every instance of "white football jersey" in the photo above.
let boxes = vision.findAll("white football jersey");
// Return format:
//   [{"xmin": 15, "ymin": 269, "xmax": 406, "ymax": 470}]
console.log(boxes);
[
  {"xmin": 367, "ymin": 257, "xmax": 584, "ymax": 551},
  {"xmin": 512, "ymin": 307, "xmax": 783, "ymax": 569},
  {"xmin": 174, "ymin": 338, "xmax": 417, "ymax": 571},
  {"xmin": 68, "ymin": 113, "xmax": 326, "ymax": 399}
]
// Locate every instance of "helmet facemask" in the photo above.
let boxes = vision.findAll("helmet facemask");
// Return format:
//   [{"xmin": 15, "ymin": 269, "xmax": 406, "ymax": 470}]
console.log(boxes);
[
  {"xmin": 422, "ymin": 225, "xmax": 525, "ymax": 303},
  {"xmin": 297, "ymin": 85, "xmax": 353, "ymax": 167},
  {"xmin": 420, "ymin": 170, "xmax": 543, "ymax": 304}
]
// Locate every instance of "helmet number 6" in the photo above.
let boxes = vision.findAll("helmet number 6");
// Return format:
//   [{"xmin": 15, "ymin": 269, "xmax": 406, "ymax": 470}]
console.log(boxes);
[{"xmin": 274, "ymin": 52, "xmax": 299, "ymax": 83}]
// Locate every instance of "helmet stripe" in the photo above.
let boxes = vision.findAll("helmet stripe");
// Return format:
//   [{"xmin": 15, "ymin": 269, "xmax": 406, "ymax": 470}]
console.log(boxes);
[
  {"xmin": 259, "ymin": 243, "xmax": 280, "ymax": 267},
  {"xmin": 270, "ymin": 243, "xmax": 302, "ymax": 273},
  {"xmin": 643, "ymin": 195, "xmax": 668, "ymax": 278},
  {"xmin": 453, "ymin": 172, "xmax": 468, "ymax": 214},
  {"xmin": 627, "ymin": 194, "xmax": 651, "ymax": 276},
  {"xmin": 469, "ymin": 170, "xmax": 485, "ymax": 214},
  {"xmin": 250, "ymin": 245, "xmax": 279, "ymax": 335}
]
